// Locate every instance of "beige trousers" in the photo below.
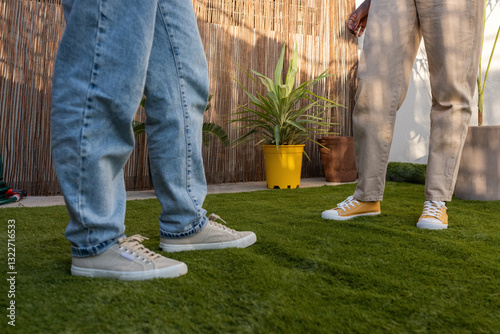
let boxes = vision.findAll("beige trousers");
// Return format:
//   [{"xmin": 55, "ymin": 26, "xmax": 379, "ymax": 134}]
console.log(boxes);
[{"xmin": 353, "ymin": 0, "xmax": 484, "ymax": 202}]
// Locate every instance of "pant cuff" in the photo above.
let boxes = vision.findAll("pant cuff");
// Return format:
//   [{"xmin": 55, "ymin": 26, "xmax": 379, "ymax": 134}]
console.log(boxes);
[
  {"xmin": 70, "ymin": 235, "xmax": 123, "ymax": 258},
  {"xmin": 160, "ymin": 216, "xmax": 207, "ymax": 239}
]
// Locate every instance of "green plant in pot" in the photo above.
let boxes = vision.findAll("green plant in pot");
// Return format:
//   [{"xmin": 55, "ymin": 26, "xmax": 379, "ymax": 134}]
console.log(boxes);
[
  {"xmin": 455, "ymin": 1, "xmax": 500, "ymax": 201},
  {"xmin": 230, "ymin": 44, "xmax": 340, "ymax": 189}
]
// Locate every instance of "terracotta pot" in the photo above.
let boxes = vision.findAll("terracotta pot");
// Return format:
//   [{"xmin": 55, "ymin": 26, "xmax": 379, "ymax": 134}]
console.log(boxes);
[
  {"xmin": 454, "ymin": 125, "xmax": 500, "ymax": 201},
  {"xmin": 318, "ymin": 136, "xmax": 357, "ymax": 182}
]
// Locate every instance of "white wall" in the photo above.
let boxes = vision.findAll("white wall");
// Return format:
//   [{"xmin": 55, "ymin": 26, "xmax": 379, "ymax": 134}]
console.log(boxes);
[{"xmin": 355, "ymin": 0, "xmax": 500, "ymax": 164}]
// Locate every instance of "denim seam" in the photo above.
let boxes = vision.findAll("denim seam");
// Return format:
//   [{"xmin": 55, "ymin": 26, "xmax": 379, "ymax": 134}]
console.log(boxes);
[
  {"xmin": 157, "ymin": 4, "xmax": 200, "ymax": 218},
  {"xmin": 155, "ymin": 4, "xmax": 206, "ymax": 237},
  {"xmin": 159, "ymin": 218, "xmax": 207, "ymax": 239},
  {"xmin": 77, "ymin": 0, "xmax": 105, "ymax": 232}
]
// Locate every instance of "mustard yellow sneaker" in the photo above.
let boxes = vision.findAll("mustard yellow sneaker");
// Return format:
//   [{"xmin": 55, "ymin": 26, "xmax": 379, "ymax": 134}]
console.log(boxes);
[
  {"xmin": 416, "ymin": 201, "xmax": 448, "ymax": 230},
  {"xmin": 322, "ymin": 196, "xmax": 381, "ymax": 221}
]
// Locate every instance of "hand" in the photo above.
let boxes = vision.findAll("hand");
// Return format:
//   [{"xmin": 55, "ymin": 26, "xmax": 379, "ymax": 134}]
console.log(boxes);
[{"xmin": 347, "ymin": 0, "xmax": 371, "ymax": 37}]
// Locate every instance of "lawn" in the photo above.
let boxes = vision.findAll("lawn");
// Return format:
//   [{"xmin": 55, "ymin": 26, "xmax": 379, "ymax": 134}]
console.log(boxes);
[{"xmin": 1, "ymin": 182, "xmax": 499, "ymax": 333}]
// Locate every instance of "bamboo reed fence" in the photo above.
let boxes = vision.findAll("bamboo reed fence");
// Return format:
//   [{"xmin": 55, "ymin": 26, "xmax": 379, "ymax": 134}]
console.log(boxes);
[{"xmin": 0, "ymin": 0, "xmax": 357, "ymax": 196}]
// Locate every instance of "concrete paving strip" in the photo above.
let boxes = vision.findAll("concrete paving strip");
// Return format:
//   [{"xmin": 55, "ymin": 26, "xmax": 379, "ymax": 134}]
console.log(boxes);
[{"xmin": 0, "ymin": 178, "xmax": 353, "ymax": 208}]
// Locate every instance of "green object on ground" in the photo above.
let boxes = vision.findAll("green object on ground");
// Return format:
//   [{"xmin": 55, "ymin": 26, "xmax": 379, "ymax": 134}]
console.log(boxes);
[
  {"xmin": 386, "ymin": 162, "xmax": 427, "ymax": 185},
  {"xmin": 1, "ymin": 183, "xmax": 499, "ymax": 333}
]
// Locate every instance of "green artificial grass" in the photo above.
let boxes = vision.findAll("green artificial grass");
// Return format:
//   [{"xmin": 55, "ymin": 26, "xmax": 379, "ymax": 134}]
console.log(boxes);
[{"xmin": 1, "ymin": 182, "xmax": 499, "ymax": 333}]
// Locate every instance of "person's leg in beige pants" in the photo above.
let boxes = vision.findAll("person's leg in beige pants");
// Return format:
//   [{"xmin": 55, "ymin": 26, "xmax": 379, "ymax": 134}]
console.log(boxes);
[{"xmin": 353, "ymin": 0, "xmax": 484, "ymax": 203}]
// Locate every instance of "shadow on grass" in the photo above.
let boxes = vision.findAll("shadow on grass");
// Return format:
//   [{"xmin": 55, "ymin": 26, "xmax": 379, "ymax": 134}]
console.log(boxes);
[{"xmin": 1, "ymin": 182, "xmax": 499, "ymax": 333}]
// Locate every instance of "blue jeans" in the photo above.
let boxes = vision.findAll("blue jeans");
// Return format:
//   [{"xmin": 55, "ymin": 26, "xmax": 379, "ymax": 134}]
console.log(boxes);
[{"xmin": 51, "ymin": 0, "xmax": 209, "ymax": 257}]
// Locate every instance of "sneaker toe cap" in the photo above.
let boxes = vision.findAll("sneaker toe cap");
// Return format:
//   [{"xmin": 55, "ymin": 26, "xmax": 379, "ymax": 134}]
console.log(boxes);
[
  {"xmin": 417, "ymin": 217, "xmax": 448, "ymax": 229},
  {"xmin": 321, "ymin": 209, "xmax": 340, "ymax": 219}
]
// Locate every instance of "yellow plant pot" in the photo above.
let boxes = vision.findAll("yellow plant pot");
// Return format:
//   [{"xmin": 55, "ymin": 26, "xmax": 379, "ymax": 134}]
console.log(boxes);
[{"xmin": 262, "ymin": 145, "xmax": 305, "ymax": 189}]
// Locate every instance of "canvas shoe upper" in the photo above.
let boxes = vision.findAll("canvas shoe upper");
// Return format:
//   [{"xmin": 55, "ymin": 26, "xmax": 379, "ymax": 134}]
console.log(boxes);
[
  {"xmin": 160, "ymin": 213, "xmax": 257, "ymax": 252},
  {"xmin": 322, "ymin": 195, "xmax": 381, "ymax": 221},
  {"xmin": 417, "ymin": 201, "xmax": 448, "ymax": 230},
  {"xmin": 71, "ymin": 235, "xmax": 187, "ymax": 280}
]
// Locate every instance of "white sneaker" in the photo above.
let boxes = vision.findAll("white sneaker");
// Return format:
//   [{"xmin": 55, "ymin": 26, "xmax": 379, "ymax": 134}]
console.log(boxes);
[
  {"xmin": 71, "ymin": 235, "xmax": 187, "ymax": 280},
  {"xmin": 417, "ymin": 201, "xmax": 448, "ymax": 230},
  {"xmin": 160, "ymin": 214, "xmax": 257, "ymax": 252}
]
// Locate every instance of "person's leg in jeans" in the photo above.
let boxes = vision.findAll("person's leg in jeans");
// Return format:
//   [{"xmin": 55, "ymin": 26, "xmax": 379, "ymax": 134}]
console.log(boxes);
[
  {"xmin": 144, "ymin": 0, "xmax": 256, "ymax": 252},
  {"xmin": 323, "ymin": 0, "xmax": 421, "ymax": 220},
  {"xmin": 52, "ymin": 0, "xmax": 160, "ymax": 257},
  {"xmin": 51, "ymin": 0, "xmax": 187, "ymax": 279},
  {"xmin": 142, "ymin": 0, "xmax": 209, "ymax": 238},
  {"xmin": 52, "ymin": 0, "xmax": 256, "ymax": 280},
  {"xmin": 416, "ymin": 0, "xmax": 484, "ymax": 229}
]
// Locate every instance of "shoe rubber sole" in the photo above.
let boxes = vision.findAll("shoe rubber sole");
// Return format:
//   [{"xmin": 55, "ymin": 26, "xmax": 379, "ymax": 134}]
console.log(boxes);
[
  {"xmin": 416, "ymin": 222, "xmax": 448, "ymax": 230},
  {"xmin": 321, "ymin": 211, "xmax": 380, "ymax": 221},
  {"xmin": 159, "ymin": 232, "xmax": 257, "ymax": 252},
  {"xmin": 71, "ymin": 262, "xmax": 188, "ymax": 281}
]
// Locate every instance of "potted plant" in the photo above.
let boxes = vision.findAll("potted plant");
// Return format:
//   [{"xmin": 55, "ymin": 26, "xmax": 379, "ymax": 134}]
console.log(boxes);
[
  {"xmin": 230, "ymin": 44, "xmax": 340, "ymax": 189},
  {"xmin": 454, "ymin": 1, "xmax": 500, "ymax": 200}
]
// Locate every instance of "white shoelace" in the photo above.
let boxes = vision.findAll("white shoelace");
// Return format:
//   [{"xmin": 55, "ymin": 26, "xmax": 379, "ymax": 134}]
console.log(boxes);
[
  {"xmin": 336, "ymin": 196, "xmax": 360, "ymax": 212},
  {"xmin": 422, "ymin": 201, "xmax": 447, "ymax": 218},
  {"xmin": 208, "ymin": 213, "xmax": 236, "ymax": 234},
  {"xmin": 117, "ymin": 235, "xmax": 161, "ymax": 263}
]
